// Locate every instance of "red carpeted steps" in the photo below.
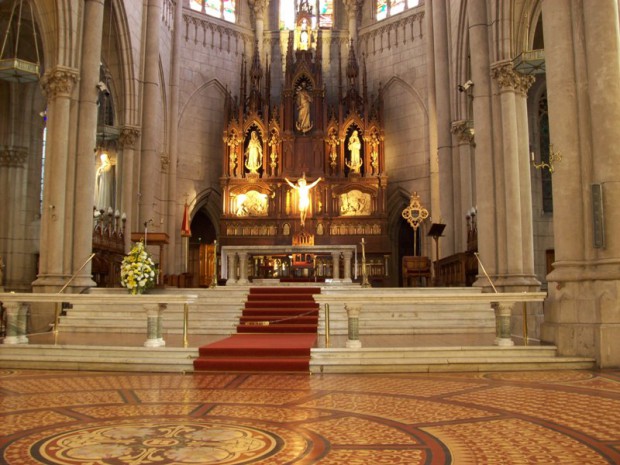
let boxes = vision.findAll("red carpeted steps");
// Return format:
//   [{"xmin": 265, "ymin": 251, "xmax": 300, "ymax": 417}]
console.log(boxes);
[{"xmin": 193, "ymin": 287, "xmax": 320, "ymax": 372}]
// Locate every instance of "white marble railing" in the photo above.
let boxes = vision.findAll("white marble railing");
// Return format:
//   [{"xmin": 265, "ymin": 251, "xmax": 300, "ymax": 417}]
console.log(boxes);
[
  {"xmin": 0, "ymin": 293, "xmax": 198, "ymax": 348},
  {"xmin": 315, "ymin": 289, "xmax": 548, "ymax": 347}
]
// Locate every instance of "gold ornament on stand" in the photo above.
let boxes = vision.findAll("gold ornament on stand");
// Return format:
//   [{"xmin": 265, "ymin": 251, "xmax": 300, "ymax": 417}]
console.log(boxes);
[{"xmin": 401, "ymin": 192, "xmax": 429, "ymax": 256}]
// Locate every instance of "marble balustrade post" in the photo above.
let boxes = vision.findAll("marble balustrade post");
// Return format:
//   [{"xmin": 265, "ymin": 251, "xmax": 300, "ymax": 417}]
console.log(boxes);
[
  {"xmin": 345, "ymin": 304, "xmax": 362, "ymax": 348},
  {"xmin": 227, "ymin": 253, "xmax": 238, "ymax": 284},
  {"xmin": 144, "ymin": 303, "xmax": 166, "ymax": 347},
  {"xmin": 492, "ymin": 302, "xmax": 515, "ymax": 347},
  {"xmin": 2, "ymin": 302, "xmax": 29, "ymax": 344}
]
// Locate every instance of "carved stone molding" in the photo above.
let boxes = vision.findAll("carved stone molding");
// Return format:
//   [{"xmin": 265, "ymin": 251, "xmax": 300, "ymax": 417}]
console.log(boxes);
[
  {"xmin": 0, "ymin": 146, "xmax": 28, "ymax": 168},
  {"xmin": 119, "ymin": 126, "xmax": 141, "ymax": 149},
  {"xmin": 160, "ymin": 152, "xmax": 170, "ymax": 173},
  {"xmin": 40, "ymin": 67, "xmax": 80, "ymax": 99},
  {"xmin": 359, "ymin": 11, "xmax": 424, "ymax": 56}
]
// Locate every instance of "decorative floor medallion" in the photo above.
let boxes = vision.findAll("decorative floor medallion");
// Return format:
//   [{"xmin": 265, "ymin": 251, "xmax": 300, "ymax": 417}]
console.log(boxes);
[{"xmin": 32, "ymin": 420, "xmax": 280, "ymax": 464}]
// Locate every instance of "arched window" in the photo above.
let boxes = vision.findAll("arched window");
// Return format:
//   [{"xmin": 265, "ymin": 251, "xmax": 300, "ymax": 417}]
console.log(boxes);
[
  {"xmin": 377, "ymin": 0, "xmax": 420, "ymax": 21},
  {"xmin": 190, "ymin": 0, "xmax": 236, "ymax": 23},
  {"xmin": 280, "ymin": 1, "xmax": 334, "ymax": 30}
]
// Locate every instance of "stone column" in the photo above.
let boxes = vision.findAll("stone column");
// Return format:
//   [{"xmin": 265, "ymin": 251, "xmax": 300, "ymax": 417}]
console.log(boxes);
[
  {"xmin": 491, "ymin": 61, "xmax": 524, "ymax": 284},
  {"xmin": 249, "ymin": 0, "xmax": 269, "ymax": 60},
  {"xmin": 72, "ymin": 0, "xmax": 105, "ymax": 289},
  {"xmin": 119, "ymin": 127, "xmax": 141, "ymax": 252},
  {"xmin": 342, "ymin": 251, "xmax": 353, "ymax": 283},
  {"xmin": 144, "ymin": 303, "xmax": 166, "ymax": 347},
  {"xmin": 331, "ymin": 252, "xmax": 340, "ymax": 281},
  {"xmin": 2, "ymin": 302, "xmax": 28, "ymax": 344},
  {"xmin": 139, "ymin": 0, "xmax": 163, "ymax": 226},
  {"xmin": 343, "ymin": 0, "xmax": 361, "ymax": 45},
  {"xmin": 166, "ymin": 0, "xmax": 184, "ymax": 275},
  {"xmin": 34, "ymin": 67, "xmax": 80, "ymax": 291},
  {"xmin": 431, "ymin": 0, "xmax": 455, "ymax": 257},
  {"xmin": 237, "ymin": 252, "xmax": 249, "ymax": 284},
  {"xmin": 226, "ymin": 253, "xmax": 238, "ymax": 284},
  {"xmin": 345, "ymin": 304, "xmax": 362, "ymax": 348},
  {"xmin": 451, "ymin": 121, "xmax": 475, "ymax": 251},
  {"xmin": 467, "ymin": 0, "xmax": 498, "ymax": 286},
  {"xmin": 492, "ymin": 302, "xmax": 515, "ymax": 347}
]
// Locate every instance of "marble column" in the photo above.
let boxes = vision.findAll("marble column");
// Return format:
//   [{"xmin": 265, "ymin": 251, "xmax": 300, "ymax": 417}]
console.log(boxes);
[
  {"xmin": 467, "ymin": 0, "xmax": 498, "ymax": 285},
  {"xmin": 139, "ymin": 0, "xmax": 163, "ymax": 226},
  {"xmin": 342, "ymin": 251, "xmax": 353, "ymax": 283},
  {"xmin": 34, "ymin": 67, "xmax": 80, "ymax": 291},
  {"xmin": 237, "ymin": 252, "xmax": 249, "ymax": 284},
  {"xmin": 331, "ymin": 252, "xmax": 340, "ymax": 281},
  {"xmin": 345, "ymin": 304, "xmax": 362, "ymax": 348},
  {"xmin": 72, "ymin": 0, "xmax": 105, "ymax": 289},
  {"xmin": 144, "ymin": 303, "xmax": 166, "ymax": 347}
]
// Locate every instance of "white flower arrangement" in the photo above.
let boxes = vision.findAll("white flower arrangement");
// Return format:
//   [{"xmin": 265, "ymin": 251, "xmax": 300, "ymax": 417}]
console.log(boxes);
[{"xmin": 120, "ymin": 241, "xmax": 158, "ymax": 294}]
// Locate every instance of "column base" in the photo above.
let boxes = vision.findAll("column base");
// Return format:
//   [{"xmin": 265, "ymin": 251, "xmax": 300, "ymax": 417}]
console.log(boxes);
[
  {"xmin": 144, "ymin": 338, "xmax": 166, "ymax": 348},
  {"xmin": 2, "ymin": 336, "xmax": 24, "ymax": 345},
  {"xmin": 495, "ymin": 337, "xmax": 515, "ymax": 347},
  {"xmin": 345, "ymin": 339, "xmax": 362, "ymax": 348}
]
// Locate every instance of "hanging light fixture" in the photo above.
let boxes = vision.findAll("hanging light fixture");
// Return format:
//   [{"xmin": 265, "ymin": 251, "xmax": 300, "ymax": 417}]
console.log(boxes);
[{"xmin": 0, "ymin": 0, "xmax": 41, "ymax": 82}]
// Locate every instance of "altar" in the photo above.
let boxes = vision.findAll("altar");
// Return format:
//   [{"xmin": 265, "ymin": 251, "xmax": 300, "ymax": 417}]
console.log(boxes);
[{"xmin": 221, "ymin": 245, "xmax": 358, "ymax": 285}]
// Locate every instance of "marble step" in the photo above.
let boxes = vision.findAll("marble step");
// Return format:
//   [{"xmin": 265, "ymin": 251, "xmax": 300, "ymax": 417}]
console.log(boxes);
[
  {"xmin": 310, "ymin": 346, "xmax": 597, "ymax": 373},
  {"xmin": 0, "ymin": 345, "xmax": 195, "ymax": 372}
]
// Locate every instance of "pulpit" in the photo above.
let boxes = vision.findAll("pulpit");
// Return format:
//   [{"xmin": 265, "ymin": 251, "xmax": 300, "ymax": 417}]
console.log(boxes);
[{"xmin": 130, "ymin": 232, "xmax": 169, "ymax": 286}]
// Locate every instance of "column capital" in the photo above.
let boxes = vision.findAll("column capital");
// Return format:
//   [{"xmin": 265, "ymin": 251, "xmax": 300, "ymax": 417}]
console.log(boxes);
[
  {"xmin": 342, "ymin": 0, "xmax": 363, "ymax": 12},
  {"xmin": 490, "ymin": 60, "xmax": 518, "ymax": 90},
  {"xmin": 40, "ymin": 66, "xmax": 80, "ymax": 99},
  {"xmin": 451, "ymin": 120, "xmax": 475, "ymax": 145},
  {"xmin": 119, "ymin": 126, "xmax": 141, "ymax": 149},
  {"xmin": 248, "ymin": 0, "xmax": 269, "ymax": 17},
  {"xmin": 0, "ymin": 146, "xmax": 28, "ymax": 168}
]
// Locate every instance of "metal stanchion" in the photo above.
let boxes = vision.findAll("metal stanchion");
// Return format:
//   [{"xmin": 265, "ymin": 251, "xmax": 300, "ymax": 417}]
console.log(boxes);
[
  {"xmin": 522, "ymin": 302, "xmax": 529, "ymax": 346},
  {"xmin": 324, "ymin": 303, "xmax": 330, "ymax": 348},
  {"xmin": 183, "ymin": 303, "xmax": 189, "ymax": 348}
]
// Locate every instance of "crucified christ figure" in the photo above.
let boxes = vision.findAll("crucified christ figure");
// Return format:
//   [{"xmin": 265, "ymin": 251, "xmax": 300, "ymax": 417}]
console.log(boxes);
[{"xmin": 285, "ymin": 173, "xmax": 322, "ymax": 227}]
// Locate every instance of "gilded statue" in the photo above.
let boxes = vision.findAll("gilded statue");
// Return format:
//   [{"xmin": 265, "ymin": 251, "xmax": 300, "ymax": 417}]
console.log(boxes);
[{"xmin": 245, "ymin": 131, "xmax": 263, "ymax": 174}]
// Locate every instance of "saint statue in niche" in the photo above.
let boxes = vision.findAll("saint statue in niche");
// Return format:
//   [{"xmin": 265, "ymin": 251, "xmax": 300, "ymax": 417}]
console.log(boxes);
[
  {"xmin": 94, "ymin": 152, "xmax": 115, "ymax": 210},
  {"xmin": 245, "ymin": 131, "xmax": 263, "ymax": 174},
  {"xmin": 295, "ymin": 83, "xmax": 313, "ymax": 133},
  {"xmin": 346, "ymin": 130, "xmax": 362, "ymax": 173},
  {"xmin": 285, "ymin": 173, "xmax": 322, "ymax": 227}
]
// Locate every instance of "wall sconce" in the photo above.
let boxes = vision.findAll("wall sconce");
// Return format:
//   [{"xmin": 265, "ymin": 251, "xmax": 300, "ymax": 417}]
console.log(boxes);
[{"xmin": 532, "ymin": 144, "xmax": 562, "ymax": 174}]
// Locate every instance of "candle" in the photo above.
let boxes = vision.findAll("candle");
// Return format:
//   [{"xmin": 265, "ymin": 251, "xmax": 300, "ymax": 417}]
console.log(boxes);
[{"xmin": 530, "ymin": 151, "xmax": 535, "ymax": 162}]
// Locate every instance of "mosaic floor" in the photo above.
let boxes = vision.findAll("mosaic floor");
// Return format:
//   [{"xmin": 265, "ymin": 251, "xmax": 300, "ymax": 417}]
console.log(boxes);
[{"xmin": 1, "ymin": 369, "xmax": 619, "ymax": 464}]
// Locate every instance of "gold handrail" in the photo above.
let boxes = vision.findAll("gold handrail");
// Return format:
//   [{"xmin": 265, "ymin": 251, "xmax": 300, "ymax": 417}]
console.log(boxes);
[{"xmin": 183, "ymin": 303, "xmax": 189, "ymax": 348}]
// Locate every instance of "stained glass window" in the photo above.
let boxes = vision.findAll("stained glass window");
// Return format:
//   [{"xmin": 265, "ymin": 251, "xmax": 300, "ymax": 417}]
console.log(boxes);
[
  {"xmin": 377, "ymin": 0, "xmax": 419, "ymax": 20},
  {"xmin": 190, "ymin": 0, "xmax": 236, "ymax": 23},
  {"xmin": 280, "ymin": 1, "xmax": 333, "ymax": 30},
  {"xmin": 319, "ymin": 0, "xmax": 334, "ymax": 29}
]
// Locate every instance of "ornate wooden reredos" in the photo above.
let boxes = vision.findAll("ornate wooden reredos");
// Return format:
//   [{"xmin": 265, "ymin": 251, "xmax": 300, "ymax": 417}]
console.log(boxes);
[{"xmin": 220, "ymin": 3, "xmax": 388, "ymax": 257}]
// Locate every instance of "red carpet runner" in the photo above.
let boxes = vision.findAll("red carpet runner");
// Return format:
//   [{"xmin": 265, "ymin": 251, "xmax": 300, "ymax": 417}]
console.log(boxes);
[{"xmin": 193, "ymin": 287, "xmax": 320, "ymax": 372}]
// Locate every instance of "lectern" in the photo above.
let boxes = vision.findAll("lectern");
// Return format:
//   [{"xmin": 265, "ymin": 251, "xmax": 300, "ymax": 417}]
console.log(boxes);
[
  {"xmin": 130, "ymin": 232, "xmax": 169, "ymax": 286},
  {"xmin": 427, "ymin": 223, "xmax": 446, "ymax": 285}
]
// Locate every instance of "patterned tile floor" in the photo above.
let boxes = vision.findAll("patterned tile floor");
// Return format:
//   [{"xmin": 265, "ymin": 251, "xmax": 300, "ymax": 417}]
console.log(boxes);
[{"xmin": 1, "ymin": 369, "xmax": 619, "ymax": 464}]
